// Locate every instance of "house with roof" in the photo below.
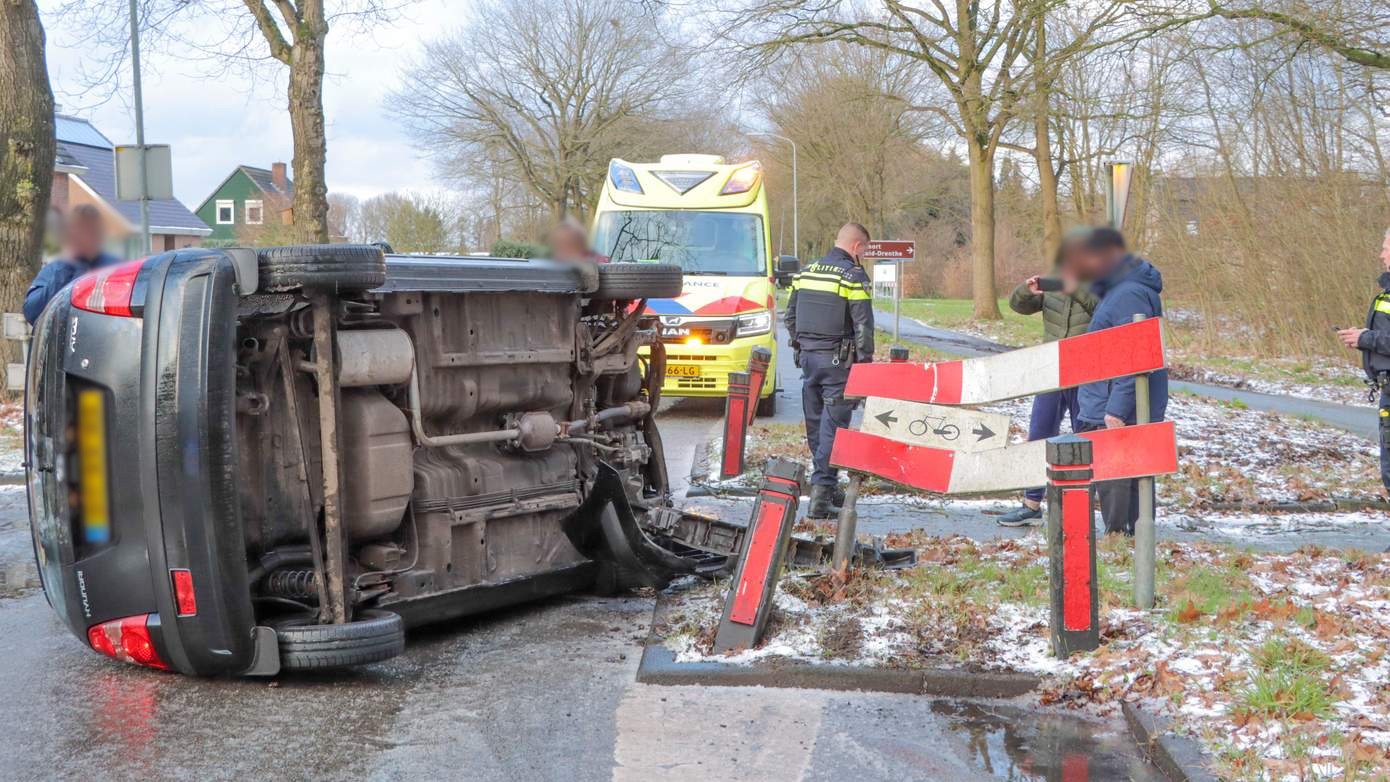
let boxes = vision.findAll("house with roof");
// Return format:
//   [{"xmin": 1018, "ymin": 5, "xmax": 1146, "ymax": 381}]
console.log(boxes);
[
  {"xmin": 51, "ymin": 114, "xmax": 212, "ymax": 255},
  {"xmin": 195, "ymin": 163, "xmax": 295, "ymax": 244}
]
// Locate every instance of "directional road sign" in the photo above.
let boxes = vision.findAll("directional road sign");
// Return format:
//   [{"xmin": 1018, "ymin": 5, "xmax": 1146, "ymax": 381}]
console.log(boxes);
[
  {"xmin": 860, "ymin": 397, "xmax": 1011, "ymax": 453},
  {"xmin": 847, "ymin": 318, "xmax": 1165, "ymax": 405},
  {"xmin": 861, "ymin": 240, "xmax": 915, "ymax": 261},
  {"xmin": 831, "ymin": 421, "xmax": 1178, "ymax": 495}
]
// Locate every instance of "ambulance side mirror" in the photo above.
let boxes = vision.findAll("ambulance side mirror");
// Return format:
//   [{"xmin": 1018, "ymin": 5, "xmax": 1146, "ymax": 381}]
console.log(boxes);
[{"xmin": 775, "ymin": 255, "xmax": 799, "ymax": 288}]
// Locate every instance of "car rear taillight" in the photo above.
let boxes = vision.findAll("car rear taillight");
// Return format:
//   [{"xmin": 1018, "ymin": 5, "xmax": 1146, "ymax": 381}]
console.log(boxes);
[
  {"xmin": 170, "ymin": 569, "xmax": 197, "ymax": 616},
  {"xmin": 70, "ymin": 258, "xmax": 148, "ymax": 317},
  {"xmin": 87, "ymin": 615, "xmax": 169, "ymax": 670}
]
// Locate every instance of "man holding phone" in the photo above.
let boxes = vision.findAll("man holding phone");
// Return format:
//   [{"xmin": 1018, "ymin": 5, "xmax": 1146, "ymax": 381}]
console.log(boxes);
[
  {"xmin": 995, "ymin": 228, "xmax": 1098, "ymax": 527},
  {"xmin": 1337, "ymin": 227, "xmax": 1390, "ymax": 494}
]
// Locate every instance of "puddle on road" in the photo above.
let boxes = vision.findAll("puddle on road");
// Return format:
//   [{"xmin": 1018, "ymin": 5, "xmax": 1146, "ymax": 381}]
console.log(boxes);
[{"xmin": 930, "ymin": 700, "xmax": 1162, "ymax": 781}]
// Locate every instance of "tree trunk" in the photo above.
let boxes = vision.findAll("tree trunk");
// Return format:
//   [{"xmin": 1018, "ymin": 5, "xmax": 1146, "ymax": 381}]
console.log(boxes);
[
  {"xmin": 967, "ymin": 137, "xmax": 1001, "ymax": 319},
  {"xmin": 1033, "ymin": 16, "xmax": 1062, "ymax": 264},
  {"xmin": 287, "ymin": 10, "xmax": 329, "ymax": 244},
  {"xmin": 0, "ymin": 0, "xmax": 54, "ymax": 336}
]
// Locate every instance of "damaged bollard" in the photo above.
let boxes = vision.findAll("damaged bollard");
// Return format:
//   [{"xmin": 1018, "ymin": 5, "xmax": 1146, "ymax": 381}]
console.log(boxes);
[
  {"xmin": 830, "ymin": 473, "xmax": 863, "ymax": 572},
  {"xmin": 1046, "ymin": 434, "xmax": 1100, "ymax": 658},
  {"xmin": 889, "ymin": 346, "xmax": 910, "ymax": 363},
  {"xmin": 713, "ymin": 457, "xmax": 806, "ymax": 653},
  {"xmin": 720, "ymin": 371, "xmax": 752, "ymax": 479},
  {"xmin": 745, "ymin": 346, "xmax": 771, "ymax": 424}
]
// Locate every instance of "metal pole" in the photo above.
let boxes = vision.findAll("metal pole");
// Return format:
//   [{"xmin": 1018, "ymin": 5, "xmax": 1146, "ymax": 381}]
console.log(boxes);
[
  {"xmin": 753, "ymin": 132, "xmax": 797, "ymax": 257},
  {"xmin": 830, "ymin": 473, "xmax": 862, "ymax": 571},
  {"xmin": 894, "ymin": 261, "xmax": 901, "ymax": 342},
  {"xmin": 1132, "ymin": 313, "xmax": 1155, "ymax": 609},
  {"xmin": 127, "ymin": 0, "xmax": 151, "ymax": 255}
]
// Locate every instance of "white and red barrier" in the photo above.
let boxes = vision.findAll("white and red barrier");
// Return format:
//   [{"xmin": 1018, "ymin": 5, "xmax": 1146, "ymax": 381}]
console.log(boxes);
[
  {"xmin": 830, "ymin": 422, "xmax": 1178, "ymax": 495},
  {"xmin": 845, "ymin": 318, "xmax": 1165, "ymax": 405}
]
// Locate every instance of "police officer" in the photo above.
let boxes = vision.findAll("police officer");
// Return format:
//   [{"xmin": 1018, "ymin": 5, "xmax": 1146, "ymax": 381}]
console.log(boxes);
[
  {"xmin": 1338, "ymin": 227, "xmax": 1390, "ymax": 494},
  {"xmin": 785, "ymin": 223, "xmax": 875, "ymax": 518}
]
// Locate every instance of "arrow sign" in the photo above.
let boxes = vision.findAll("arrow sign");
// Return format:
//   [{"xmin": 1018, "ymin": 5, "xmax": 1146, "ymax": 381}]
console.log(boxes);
[
  {"xmin": 860, "ymin": 397, "xmax": 1012, "ymax": 453},
  {"xmin": 846, "ymin": 318, "xmax": 1166, "ymax": 405},
  {"xmin": 831, "ymin": 421, "xmax": 1179, "ymax": 495}
]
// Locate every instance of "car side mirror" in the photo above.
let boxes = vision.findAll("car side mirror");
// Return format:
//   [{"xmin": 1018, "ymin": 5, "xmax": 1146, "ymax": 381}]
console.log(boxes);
[{"xmin": 774, "ymin": 255, "xmax": 799, "ymax": 288}]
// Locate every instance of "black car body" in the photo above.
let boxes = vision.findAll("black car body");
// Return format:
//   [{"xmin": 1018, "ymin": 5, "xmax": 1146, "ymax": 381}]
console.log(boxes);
[{"xmin": 27, "ymin": 246, "xmax": 694, "ymax": 675}]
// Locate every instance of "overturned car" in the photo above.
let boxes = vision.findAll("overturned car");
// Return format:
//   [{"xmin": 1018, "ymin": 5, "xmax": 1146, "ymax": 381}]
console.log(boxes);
[{"xmin": 26, "ymin": 245, "xmax": 703, "ymax": 674}]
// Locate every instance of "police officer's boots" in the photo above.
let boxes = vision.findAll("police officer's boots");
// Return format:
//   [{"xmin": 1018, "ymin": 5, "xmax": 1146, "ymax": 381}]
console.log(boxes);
[{"xmin": 808, "ymin": 485, "xmax": 835, "ymax": 519}]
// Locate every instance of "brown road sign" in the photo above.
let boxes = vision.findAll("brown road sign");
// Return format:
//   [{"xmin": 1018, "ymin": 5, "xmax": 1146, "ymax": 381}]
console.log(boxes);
[
  {"xmin": 860, "ymin": 397, "xmax": 1010, "ymax": 453},
  {"xmin": 861, "ymin": 240, "xmax": 915, "ymax": 261}
]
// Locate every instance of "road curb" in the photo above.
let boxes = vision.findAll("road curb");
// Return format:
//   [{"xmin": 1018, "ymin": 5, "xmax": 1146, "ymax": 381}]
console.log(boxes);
[
  {"xmin": 1122, "ymin": 701, "xmax": 1218, "ymax": 782},
  {"xmin": 636, "ymin": 643, "xmax": 1040, "ymax": 697}
]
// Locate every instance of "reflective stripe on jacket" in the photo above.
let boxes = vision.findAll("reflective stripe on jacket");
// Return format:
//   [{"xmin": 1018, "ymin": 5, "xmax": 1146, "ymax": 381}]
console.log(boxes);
[
  {"xmin": 1358, "ymin": 272, "xmax": 1390, "ymax": 379},
  {"xmin": 784, "ymin": 246, "xmax": 875, "ymax": 360}
]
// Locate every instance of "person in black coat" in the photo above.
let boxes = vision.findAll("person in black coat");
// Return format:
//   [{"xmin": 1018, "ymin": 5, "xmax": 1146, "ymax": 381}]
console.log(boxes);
[
  {"xmin": 1338, "ymin": 228, "xmax": 1390, "ymax": 493},
  {"xmin": 24, "ymin": 204, "xmax": 122, "ymax": 325}
]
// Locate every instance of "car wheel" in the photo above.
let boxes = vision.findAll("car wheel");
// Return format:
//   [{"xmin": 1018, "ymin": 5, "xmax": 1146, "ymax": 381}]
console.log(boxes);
[
  {"xmin": 756, "ymin": 389, "xmax": 777, "ymax": 417},
  {"xmin": 258, "ymin": 244, "xmax": 387, "ymax": 292},
  {"xmin": 272, "ymin": 608, "xmax": 405, "ymax": 671},
  {"xmin": 591, "ymin": 262, "xmax": 683, "ymax": 300}
]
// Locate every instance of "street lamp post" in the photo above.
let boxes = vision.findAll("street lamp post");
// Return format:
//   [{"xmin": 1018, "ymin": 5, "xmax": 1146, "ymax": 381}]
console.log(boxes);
[
  {"xmin": 128, "ymin": 0, "xmax": 151, "ymax": 255},
  {"xmin": 752, "ymin": 132, "xmax": 797, "ymax": 258}
]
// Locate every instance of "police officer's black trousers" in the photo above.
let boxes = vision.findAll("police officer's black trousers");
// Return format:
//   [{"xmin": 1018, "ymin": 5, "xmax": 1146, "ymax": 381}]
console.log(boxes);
[
  {"xmin": 800, "ymin": 349, "xmax": 854, "ymax": 487},
  {"xmin": 1379, "ymin": 388, "xmax": 1390, "ymax": 493}
]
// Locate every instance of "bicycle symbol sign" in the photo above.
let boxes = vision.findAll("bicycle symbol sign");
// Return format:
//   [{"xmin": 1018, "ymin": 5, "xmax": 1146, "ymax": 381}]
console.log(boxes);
[{"xmin": 860, "ymin": 397, "xmax": 1011, "ymax": 453}]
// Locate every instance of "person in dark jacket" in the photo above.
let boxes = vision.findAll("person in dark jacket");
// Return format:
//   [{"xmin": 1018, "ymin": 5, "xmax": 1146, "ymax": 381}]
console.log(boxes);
[
  {"xmin": 1338, "ymin": 228, "xmax": 1390, "ymax": 493},
  {"xmin": 24, "ymin": 204, "xmax": 122, "ymax": 325},
  {"xmin": 785, "ymin": 222, "xmax": 875, "ymax": 517},
  {"xmin": 997, "ymin": 228, "xmax": 1098, "ymax": 527},
  {"xmin": 1073, "ymin": 228, "xmax": 1169, "ymax": 535}
]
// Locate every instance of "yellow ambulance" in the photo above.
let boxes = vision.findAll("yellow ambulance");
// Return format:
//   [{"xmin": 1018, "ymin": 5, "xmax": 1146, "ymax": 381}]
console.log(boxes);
[{"xmin": 592, "ymin": 155, "xmax": 780, "ymax": 415}]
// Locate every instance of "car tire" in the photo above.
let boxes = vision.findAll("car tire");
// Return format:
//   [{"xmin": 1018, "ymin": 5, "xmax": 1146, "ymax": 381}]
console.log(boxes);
[
  {"xmin": 756, "ymin": 389, "xmax": 777, "ymax": 417},
  {"xmin": 258, "ymin": 244, "xmax": 387, "ymax": 292},
  {"xmin": 591, "ymin": 262, "xmax": 683, "ymax": 300},
  {"xmin": 273, "ymin": 608, "xmax": 405, "ymax": 671}
]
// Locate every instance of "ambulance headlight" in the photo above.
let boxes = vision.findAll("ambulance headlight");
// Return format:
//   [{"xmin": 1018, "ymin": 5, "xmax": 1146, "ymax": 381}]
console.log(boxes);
[{"xmin": 736, "ymin": 310, "xmax": 773, "ymax": 338}]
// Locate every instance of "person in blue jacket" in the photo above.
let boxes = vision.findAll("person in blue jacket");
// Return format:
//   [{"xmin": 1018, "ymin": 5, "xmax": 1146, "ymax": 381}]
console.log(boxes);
[
  {"xmin": 24, "ymin": 204, "xmax": 122, "ymax": 325},
  {"xmin": 1073, "ymin": 227, "xmax": 1169, "ymax": 535}
]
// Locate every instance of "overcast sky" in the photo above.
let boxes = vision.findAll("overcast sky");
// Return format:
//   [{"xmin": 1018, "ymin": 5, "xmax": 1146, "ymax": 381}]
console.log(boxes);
[{"xmin": 39, "ymin": 1, "xmax": 458, "ymax": 207}]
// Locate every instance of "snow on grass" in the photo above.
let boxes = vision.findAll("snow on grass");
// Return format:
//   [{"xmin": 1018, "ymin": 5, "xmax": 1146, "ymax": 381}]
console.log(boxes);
[{"xmin": 656, "ymin": 535, "xmax": 1390, "ymax": 780}]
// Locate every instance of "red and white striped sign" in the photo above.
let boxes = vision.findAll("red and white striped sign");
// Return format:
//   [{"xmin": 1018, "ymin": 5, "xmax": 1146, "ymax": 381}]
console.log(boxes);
[
  {"xmin": 846, "ymin": 318, "xmax": 1165, "ymax": 405},
  {"xmin": 830, "ymin": 421, "xmax": 1178, "ymax": 495}
]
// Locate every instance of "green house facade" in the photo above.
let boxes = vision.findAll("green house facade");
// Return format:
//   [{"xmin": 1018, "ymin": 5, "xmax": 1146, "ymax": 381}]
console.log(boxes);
[{"xmin": 195, "ymin": 163, "xmax": 294, "ymax": 244}]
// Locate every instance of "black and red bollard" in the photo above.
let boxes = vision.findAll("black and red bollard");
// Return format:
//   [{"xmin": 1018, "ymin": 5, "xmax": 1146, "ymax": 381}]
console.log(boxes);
[
  {"xmin": 889, "ymin": 346, "xmax": 910, "ymax": 363},
  {"xmin": 713, "ymin": 457, "xmax": 806, "ymax": 653},
  {"xmin": 745, "ymin": 346, "xmax": 772, "ymax": 424},
  {"xmin": 720, "ymin": 372, "xmax": 752, "ymax": 479},
  {"xmin": 1046, "ymin": 434, "xmax": 1099, "ymax": 657}
]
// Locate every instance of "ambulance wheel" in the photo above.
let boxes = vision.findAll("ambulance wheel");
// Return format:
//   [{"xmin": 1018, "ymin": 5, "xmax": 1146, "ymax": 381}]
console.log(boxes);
[
  {"xmin": 756, "ymin": 390, "xmax": 777, "ymax": 417},
  {"xmin": 592, "ymin": 262, "xmax": 683, "ymax": 300}
]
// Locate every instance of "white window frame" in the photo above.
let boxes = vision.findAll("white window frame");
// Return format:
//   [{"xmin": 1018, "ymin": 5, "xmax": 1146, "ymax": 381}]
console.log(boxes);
[
  {"xmin": 245, "ymin": 199, "xmax": 264, "ymax": 225},
  {"xmin": 215, "ymin": 199, "xmax": 235, "ymax": 225}
]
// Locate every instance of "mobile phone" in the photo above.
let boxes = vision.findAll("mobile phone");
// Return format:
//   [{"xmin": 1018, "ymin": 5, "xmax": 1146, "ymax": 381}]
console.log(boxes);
[{"xmin": 1036, "ymin": 276, "xmax": 1065, "ymax": 292}]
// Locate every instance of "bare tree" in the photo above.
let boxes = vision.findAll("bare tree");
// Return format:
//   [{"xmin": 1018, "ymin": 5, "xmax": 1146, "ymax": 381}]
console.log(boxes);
[
  {"xmin": 390, "ymin": 0, "xmax": 700, "ymax": 222},
  {"xmin": 0, "ymin": 0, "xmax": 54, "ymax": 322},
  {"xmin": 1199, "ymin": 1, "xmax": 1390, "ymax": 70},
  {"xmin": 51, "ymin": 1, "xmax": 409, "ymax": 243},
  {"xmin": 723, "ymin": 0, "xmax": 1130, "ymax": 318}
]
